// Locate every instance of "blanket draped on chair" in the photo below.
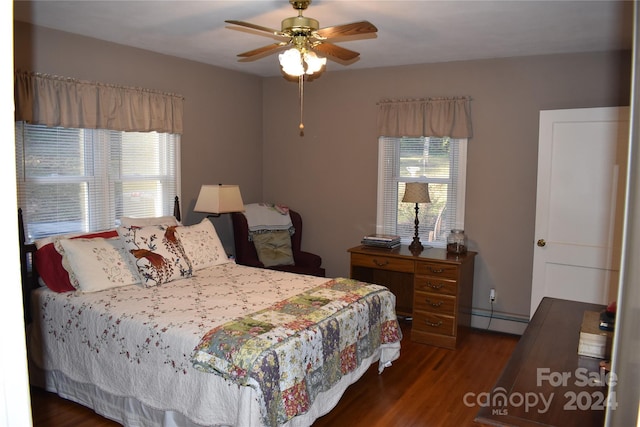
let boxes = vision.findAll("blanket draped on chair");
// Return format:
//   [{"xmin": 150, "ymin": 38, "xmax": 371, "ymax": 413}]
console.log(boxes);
[{"xmin": 243, "ymin": 203, "xmax": 294, "ymax": 239}]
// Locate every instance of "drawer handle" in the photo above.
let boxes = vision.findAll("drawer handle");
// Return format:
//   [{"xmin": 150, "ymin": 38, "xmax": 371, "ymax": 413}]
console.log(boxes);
[
  {"xmin": 425, "ymin": 320, "xmax": 443, "ymax": 328},
  {"xmin": 430, "ymin": 267, "xmax": 444, "ymax": 274},
  {"xmin": 426, "ymin": 282, "xmax": 444, "ymax": 290},
  {"xmin": 425, "ymin": 298, "xmax": 443, "ymax": 307},
  {"xmin": 372, "ymin": 259, "xmax": 389, "ymax": 267}
]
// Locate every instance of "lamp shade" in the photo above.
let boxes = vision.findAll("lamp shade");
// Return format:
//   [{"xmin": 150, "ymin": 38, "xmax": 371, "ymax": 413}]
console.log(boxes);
[
  {"xmin": 402, "ymin": 182, "xmax": 431, "ymax": 203},
  {"xmin": 303, "ymin": 50, "xmax": 326, "ymax": 74},
  {"xmin": 279, "ymin": 48, "xmax": 304, "ymax": 76},
  {"xmin": 194, "ymin": 184, "xmax": 244, "ymax": 214}
]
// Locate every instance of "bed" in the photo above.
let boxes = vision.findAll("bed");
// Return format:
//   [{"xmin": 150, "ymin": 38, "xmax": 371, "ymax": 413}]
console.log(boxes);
[{"xmin": 20, "ymin": 200, "xmax": 402, "ymax": 427}]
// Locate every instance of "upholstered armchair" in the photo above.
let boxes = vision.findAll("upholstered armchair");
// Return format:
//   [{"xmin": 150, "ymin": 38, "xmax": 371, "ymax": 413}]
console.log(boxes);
[{"xmin": 231, "ymin": 210, "xmax": 325, "ymax": 277}]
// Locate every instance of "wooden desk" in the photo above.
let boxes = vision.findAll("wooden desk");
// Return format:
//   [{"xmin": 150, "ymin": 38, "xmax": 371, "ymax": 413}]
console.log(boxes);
[
  {"xmin": 475, "ymin": 297, "xmax": 609, "ymax": 427},
  {"xmin": 348, "ymin": 245, "xmax": 476, "ymax": 349}
]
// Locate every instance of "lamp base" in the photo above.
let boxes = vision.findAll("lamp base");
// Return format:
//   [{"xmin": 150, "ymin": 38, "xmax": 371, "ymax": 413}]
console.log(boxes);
[{"xmin": 408, "ymin": 237, "xmax": 423, "ymax": 252}]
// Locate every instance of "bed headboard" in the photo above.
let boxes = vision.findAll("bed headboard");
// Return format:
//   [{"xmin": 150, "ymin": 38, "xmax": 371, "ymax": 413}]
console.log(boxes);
[{"xmin": 18, "ymin": 196, "xmax": 182, "ymax": 324}]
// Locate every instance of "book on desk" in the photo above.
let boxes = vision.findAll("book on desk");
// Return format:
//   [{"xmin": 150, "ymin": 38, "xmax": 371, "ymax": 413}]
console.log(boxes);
[{"xmin": 361, "ymin": 234, "xmax": 401, "ymax": 249}]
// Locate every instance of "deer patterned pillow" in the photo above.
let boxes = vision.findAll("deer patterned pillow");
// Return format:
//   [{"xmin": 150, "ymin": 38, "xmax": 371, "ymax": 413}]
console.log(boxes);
[{"xmin": 118, "ymin": 224, "xmax": 193, "ymax": 287}]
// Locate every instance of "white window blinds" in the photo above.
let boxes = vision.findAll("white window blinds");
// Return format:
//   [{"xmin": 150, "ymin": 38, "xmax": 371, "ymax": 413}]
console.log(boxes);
[{"xmin": 16, "ymin": 123, "xmax": 179, "ymax": 241}]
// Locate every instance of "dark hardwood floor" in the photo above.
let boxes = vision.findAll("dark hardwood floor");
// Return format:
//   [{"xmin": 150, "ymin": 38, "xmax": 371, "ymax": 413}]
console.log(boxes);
[{"xmin": 30, "ymin": 320, "xmax": 519, "ymax": 427}]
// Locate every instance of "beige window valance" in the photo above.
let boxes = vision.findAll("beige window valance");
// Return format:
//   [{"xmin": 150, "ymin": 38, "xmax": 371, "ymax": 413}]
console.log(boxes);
[
  {"xmin": 377, "ymin": 96, "xmax": 472, "ymax": 139},
  {"xmin": 14, "ymin": 70, "xmax": 184, "ymax": 135}
]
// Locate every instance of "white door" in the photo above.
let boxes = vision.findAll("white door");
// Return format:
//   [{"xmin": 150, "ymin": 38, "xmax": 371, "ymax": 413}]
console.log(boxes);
[{"xmin": 530, "ymin": 107, "xmax": 629, "ymax": 317}]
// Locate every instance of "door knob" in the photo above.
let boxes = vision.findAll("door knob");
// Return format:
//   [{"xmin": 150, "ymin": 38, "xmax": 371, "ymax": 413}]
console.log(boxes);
[{"xmin": 537, "ymin": 239, "xmax": 546, "ymax": 247}]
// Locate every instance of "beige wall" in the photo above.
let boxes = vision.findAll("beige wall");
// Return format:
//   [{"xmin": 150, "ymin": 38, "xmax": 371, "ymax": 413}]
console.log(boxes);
[
  {"xmin": 14, "ymin": 21, "xmax": 631, "ymax": 330},
  {"xmin": 262, "ymin": 51, "xmax": 631, "ymax": 328}
]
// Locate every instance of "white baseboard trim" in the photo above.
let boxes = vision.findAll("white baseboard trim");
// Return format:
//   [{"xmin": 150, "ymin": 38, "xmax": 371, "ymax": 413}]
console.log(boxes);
[{"xmin": 470, "ymin": 308, "xmax": 529, "ymax": 335}]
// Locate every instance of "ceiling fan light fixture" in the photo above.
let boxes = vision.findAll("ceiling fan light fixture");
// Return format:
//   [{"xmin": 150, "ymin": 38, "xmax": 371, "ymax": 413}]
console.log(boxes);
[{"xmin": 278, "ymin": 47, "xmax": 326, "ymax": 77}]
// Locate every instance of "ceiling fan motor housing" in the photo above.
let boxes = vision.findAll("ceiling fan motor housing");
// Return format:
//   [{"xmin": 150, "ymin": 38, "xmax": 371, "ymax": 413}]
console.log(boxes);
[{"xmin": 282, "ymin": 16, "xmax": 319, "ymax": 34}]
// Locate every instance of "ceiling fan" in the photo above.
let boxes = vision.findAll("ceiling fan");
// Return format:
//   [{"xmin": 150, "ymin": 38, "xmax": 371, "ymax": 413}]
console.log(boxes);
[
  {"xmin": 225, "ymin": 0, "xmax": 377, "ymax": 135},
  {"xmin": 225, "ymin": 0, "xmax": 378, "ymax": 76}
]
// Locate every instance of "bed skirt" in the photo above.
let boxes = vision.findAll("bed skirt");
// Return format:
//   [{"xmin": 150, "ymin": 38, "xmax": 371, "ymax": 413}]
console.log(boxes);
[{"xmin": 29, "ymin": 348, "xmax": 392, "ymax": 427}]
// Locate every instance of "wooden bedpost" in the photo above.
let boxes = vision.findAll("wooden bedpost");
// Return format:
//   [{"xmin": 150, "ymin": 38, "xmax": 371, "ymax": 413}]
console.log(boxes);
[
  {"xmin": 18, "ymin": 208, "xmax": 36, "ymax": 324},
  {"xmin": 174, "ymin": 196, "xmax": 181, "ymax": 222}
]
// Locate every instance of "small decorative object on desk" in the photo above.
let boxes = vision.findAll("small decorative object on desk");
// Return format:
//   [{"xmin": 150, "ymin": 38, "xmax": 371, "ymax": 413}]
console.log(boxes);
[
  {"xmin": 362, "ymin": 234, "xmax": 401, "ymax": 249},
  {"xmin": 447, "ymin": 229, "xmax": 467, "ymax": 254},
  {"xmin": 599, "ymin": 301, "xmax": 616, "ymax": 331}
]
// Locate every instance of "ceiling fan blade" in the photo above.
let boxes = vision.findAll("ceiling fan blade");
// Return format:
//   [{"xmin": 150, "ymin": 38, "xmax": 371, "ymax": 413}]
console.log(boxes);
[
  {"xmin": 237, "ymin": 43, "xmax": 286, "ymax": 58},
  {"xmin": 313, "ymin": 42, "xmax": 360, "ymax": 61},
  {"xmin": 225, "ymin": 20, "xmax": 286, "ymax": 38},
  {"xmin": 315, "ymin": 21, "xmax": 378, "ymax": 39}
]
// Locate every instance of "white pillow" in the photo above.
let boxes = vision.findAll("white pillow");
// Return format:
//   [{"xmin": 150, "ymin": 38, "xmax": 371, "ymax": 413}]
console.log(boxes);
[
  {"xmin": 120, "ymin": 215, "xmax": 180, "ymax": 227},
  {"xmin": 118, "ymin": 224, "xmax": 193, "ymax": 287},
  {"xmin": 58, "ymin": 237, "xmax": 140, "ymax": 293},
  {"xmin": 54, "ymin": 239, "xmax": 80, "ymax": 289},
  {"xmin": 35, "ymin": 232, "xmax": 82, "ymax": 249},
  {"xmin": 174, "ymin": 218, "xmax": 230, "ymax": 271}
]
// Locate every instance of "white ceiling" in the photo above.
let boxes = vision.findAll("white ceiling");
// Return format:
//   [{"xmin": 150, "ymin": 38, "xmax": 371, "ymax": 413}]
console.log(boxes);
[{"xmin": 13, "ymin": 0, "xmax": 634, "ymax": 78}]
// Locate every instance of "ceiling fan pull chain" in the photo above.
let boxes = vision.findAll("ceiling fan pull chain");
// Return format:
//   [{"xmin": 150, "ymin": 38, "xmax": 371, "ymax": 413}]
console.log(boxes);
[{"xmin": 299, "ymin": 74, "xmax": 305, "ymax": 137}]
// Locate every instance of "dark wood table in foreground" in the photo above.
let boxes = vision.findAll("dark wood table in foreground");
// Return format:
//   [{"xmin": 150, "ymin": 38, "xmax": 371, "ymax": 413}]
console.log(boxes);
[{"xmin": 475, "ymin": 297, "xmax": 610, "ymax": 427}]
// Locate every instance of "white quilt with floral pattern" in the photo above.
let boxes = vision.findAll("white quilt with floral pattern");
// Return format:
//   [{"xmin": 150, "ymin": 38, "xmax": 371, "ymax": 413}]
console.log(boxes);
[{"xmin": 28, "ymin": 262, "xmax": 401, "ymax": 426}]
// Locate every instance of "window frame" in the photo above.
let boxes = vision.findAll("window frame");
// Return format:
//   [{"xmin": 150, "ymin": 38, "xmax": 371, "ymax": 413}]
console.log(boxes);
[{"xmin": 376, "ymin": 136, "xmax": 468, "ymax": 248}]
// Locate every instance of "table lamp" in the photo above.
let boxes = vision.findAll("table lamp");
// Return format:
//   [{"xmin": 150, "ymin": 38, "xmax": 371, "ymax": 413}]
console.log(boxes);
[{"xmin": 402, "ymin": 182, "xmax": 431, "ymax": 252}]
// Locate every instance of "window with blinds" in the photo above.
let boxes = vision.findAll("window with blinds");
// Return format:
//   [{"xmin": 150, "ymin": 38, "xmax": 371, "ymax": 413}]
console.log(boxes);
[
  {"xmin": 15, "ymin": 123, "xmax": 179, "ymax": 241},
  {"xmin": 376, "ymin": 136, "xmax": 467, "ymax": 247}
]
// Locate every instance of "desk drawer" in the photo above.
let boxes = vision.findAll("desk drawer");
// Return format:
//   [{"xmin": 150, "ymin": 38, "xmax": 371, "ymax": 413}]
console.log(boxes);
[
  {"xmin": 414, "ymin": 276, "xmax": 457, "ymax": 296},
  {"xmin": 350, "ymin": 253, "xmax": 414, "ymax": 273},
  {"xmin": 414, "ymin": 292, "xmax": 456, "ymax": 315},
  {"xmin": 415, "ymin": 261, "xmax": 459, "ymax": 280},
  {"xmin": 412, "ymin": 311, "xmax": 455, "ymax": 336}
]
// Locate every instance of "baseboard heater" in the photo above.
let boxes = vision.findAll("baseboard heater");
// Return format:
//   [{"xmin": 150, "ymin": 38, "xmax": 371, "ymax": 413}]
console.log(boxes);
[{"xmin": 471, "ymin": 308, "xmax": 529, "ymax": 335}]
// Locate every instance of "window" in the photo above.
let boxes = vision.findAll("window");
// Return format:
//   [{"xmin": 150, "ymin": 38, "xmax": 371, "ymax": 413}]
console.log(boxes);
[
  {"xmin": 16, "ymin": 123, "xmax": 180, "ymax": 241},
  {"xmin": 377, "ymin": 136, "xmax": 467, "ymax": 247}
]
